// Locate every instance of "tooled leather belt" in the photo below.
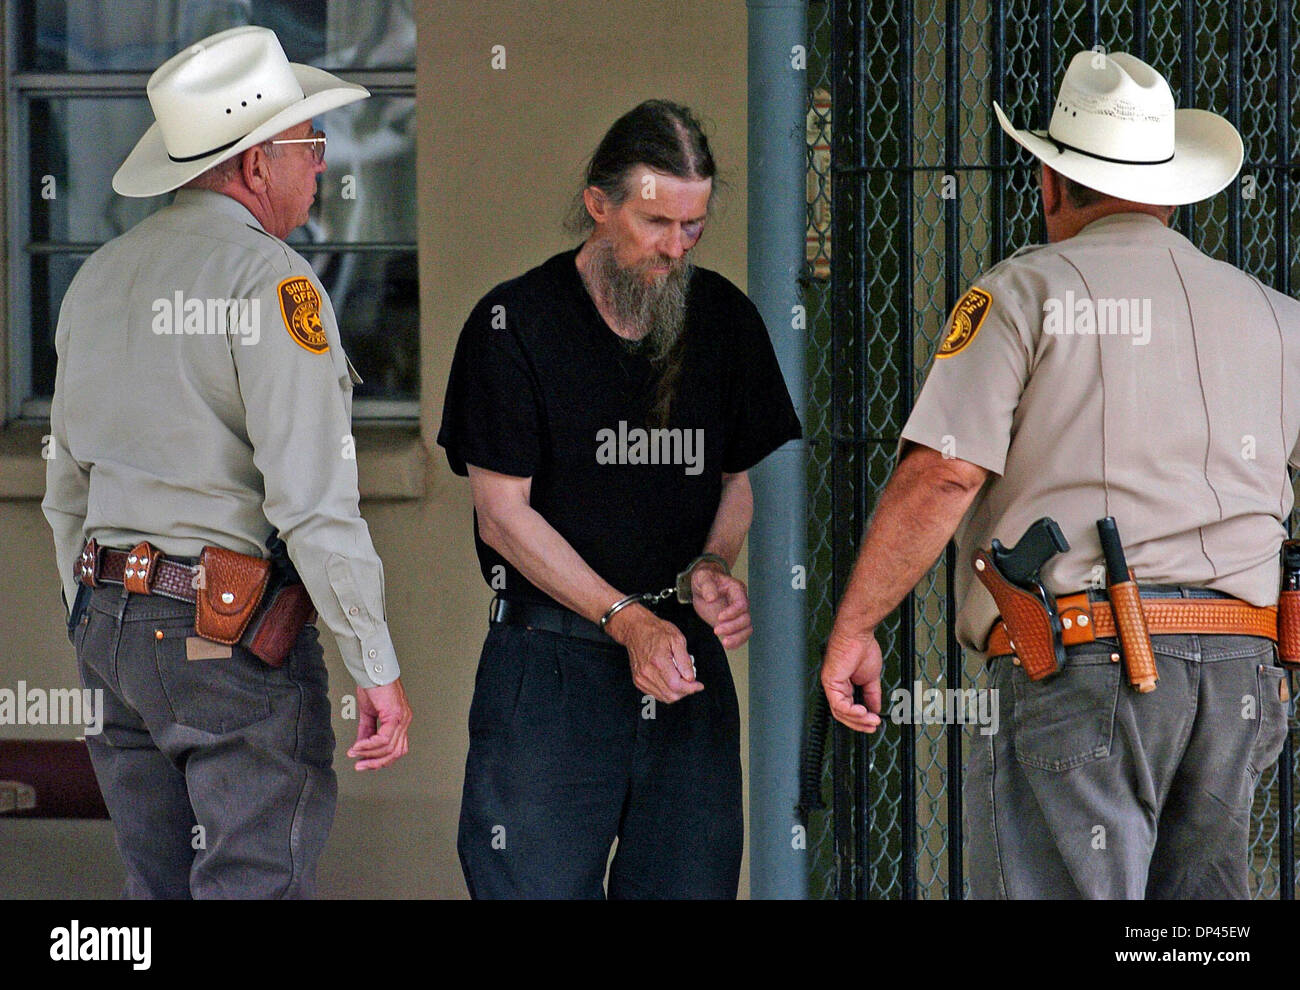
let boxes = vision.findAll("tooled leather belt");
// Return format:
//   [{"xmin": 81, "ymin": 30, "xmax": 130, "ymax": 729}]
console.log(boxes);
[
  {"xmin": 986, "ymin": 590, "xmax": 1277, "ymax": 657},
  {"xmin": 76, "ymin": 539, "xmax": 199, "ymax": 604}
]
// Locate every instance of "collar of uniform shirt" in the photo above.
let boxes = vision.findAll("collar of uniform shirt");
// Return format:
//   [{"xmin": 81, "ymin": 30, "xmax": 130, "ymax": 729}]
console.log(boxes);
[
  {"xmin": 171, "ymin": 187, "xmax": 270, "ymax": 236},
  {"xmin": 1074, "ymin": 211, "xmax": 1181, "ymax": 238}
]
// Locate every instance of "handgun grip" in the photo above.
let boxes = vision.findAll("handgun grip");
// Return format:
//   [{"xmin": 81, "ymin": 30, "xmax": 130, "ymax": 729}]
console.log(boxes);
[
  {"xmin": 974, "ymin": 549, "xmax": 1063, "ymax": 680},
  {"xmin": 990, "ymin": 517, "xmax": 1069, "ymax": 588}
]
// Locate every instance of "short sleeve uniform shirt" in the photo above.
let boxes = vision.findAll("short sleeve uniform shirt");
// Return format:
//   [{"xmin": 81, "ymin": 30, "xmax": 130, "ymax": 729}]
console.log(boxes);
[{"xmin": 902, "ymin": 213, "xmax": 1300, "ymax": 652}]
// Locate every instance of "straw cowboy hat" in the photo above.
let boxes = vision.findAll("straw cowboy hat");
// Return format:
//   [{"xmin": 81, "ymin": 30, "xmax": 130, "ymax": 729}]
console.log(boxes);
[
  {"xmin": 993, "ymin": 50, "xmax": 1243, "ymax": 206},
  {"xmin": 113, "ymin": 26, "xmax": 368, "ymax": 198}
]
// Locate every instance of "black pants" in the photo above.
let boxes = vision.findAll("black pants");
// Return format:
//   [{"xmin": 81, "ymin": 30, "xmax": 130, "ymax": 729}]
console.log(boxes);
[{"xmin": 457, "ymin": 615, "xmax": 743, "ymax": 899}]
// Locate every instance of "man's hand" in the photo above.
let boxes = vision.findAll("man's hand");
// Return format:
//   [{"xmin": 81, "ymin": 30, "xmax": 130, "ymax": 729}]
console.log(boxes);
[
  {"xmin": 820, "ymin": 626, "xmax": 884, "ymax": 733},
  {"xmin": 607, "ymin": 603, "xmax": 704, "ymax": 704},
  {"xmin": 691, "ymin": 565, "xmax": 752, "ymax": 649},
  {"xmin": 348, "ymin": 677, "xmax": 413, "ymax": 770},
  {"xmin": 820, "ymin": 445, "xmax": 988, "ymax": 733}
]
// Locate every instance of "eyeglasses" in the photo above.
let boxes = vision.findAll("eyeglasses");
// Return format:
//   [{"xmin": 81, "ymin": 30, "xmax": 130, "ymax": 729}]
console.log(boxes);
[{"xmin": 270, "ymin": 129, "xmax": 327, "ymax": 164}]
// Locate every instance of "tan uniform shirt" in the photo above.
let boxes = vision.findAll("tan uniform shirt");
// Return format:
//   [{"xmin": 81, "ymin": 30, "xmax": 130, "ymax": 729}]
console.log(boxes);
[
  {"xmin": 903, "ymin": 212, "xmax": 1300, "ymax": 653},
  {"xmin": 43, "ymin": 188, "xmax": 399, "ymax": 688}
]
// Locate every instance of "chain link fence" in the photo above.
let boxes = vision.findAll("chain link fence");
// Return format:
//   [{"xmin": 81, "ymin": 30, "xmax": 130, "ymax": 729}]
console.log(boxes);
[{"xmin": 801, "ymin": 0, "xmax": 1300, "ymax": 900}]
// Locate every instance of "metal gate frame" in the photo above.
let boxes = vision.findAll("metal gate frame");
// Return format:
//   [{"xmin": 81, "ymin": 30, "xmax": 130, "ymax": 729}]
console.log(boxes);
[{"xmin": 803, "ymin": 0, "xmax": 1300, "ymax": 900}]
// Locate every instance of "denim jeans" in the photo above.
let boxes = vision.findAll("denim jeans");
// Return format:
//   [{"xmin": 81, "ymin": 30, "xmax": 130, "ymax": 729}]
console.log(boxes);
[
  {"xmin": 457, "ymin": 608, "xmax": 743, "ymax": 899},
  {"xmin": 75, "ymin": 584, "xmax": 336, "ymax": 898},
  {"xmin": 967, "ymin": 595, "xmax": 1291, "ymax": 898}
]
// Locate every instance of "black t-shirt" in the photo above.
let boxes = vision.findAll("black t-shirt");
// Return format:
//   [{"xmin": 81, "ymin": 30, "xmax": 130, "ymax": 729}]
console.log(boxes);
[{"xmin": 437, "ymin": 247, "xmax": 803, "ymax": 607}]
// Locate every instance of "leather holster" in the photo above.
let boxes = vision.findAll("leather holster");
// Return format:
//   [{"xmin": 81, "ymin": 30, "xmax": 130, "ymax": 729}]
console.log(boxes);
[
  {"xmin": 974, "ymin": 548, "xmax": 1064, "ymax": 680},
  {"xmin": 240, "ymin": 582, "xmax": 317, "ymax": 668}
]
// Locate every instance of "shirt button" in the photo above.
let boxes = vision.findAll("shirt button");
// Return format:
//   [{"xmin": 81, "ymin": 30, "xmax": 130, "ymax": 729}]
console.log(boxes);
[
  {"xmin": 368, "ymin": 649, "xmax": 377, "ymax": 658},
  {"xmin": 374, "ymin": 665, "xmax": 384, "ymax": 674},
  {"xmin": 349, "ymin": 606, "xmax": 359, "ymax": 616}
]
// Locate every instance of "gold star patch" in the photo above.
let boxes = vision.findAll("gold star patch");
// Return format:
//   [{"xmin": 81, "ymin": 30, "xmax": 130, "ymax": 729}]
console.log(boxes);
[
  {"xmin": 278, "ymin": 276, "xmax": 329, "ymax": 354},
  {"xmin": 938, "ymin": 287, "xmax": 991, "ymax": 358}
]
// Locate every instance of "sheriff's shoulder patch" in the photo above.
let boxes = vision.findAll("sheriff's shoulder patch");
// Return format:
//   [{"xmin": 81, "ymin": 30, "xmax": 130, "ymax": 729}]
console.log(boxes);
[
  {"xmin": 277, "ymin": 276, "xmax": 329, "ymax": 354},
  {"xmin": 938, "ymin": 286, "xmax": 992, "ymax": 358}
]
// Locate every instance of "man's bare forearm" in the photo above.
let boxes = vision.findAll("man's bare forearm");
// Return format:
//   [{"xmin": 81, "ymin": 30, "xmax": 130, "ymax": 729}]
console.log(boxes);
[
  {"xmin": 479, "ymin": 498, "xmax": 629, "ymax": 626},
  {"xmin": 702, "ymin": 471, "xmax": 753, "ymax": 568},
  {"xmin": 471, "ymin": 466, "xmax": 756, "ymax": 640},
  {"xmin": 469, "ymin": 467, "xmax": 705, "ymax": 699},
  {"xmin": 832, "ymin": 445, "xmax": 989, "ymax": 639}
]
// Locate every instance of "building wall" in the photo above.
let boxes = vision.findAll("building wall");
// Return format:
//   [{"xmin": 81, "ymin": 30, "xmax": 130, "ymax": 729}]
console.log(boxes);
[{"xmin": 0, "ymin": 0, "xmax": 754, "ymax": 899}]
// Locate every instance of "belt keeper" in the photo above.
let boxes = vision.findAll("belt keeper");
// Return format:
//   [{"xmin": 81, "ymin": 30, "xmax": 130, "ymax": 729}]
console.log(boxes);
[
  {"xmin": 1109, "ymin": 571, "xmax": 1158, "ymax": 693},
  {"xmin": 122, "ymin": 541, "xmax": 161, "ymax": 595},
  {"xmin": 76, "ymin": 538, "xmax": 101, "ymax": 587}
]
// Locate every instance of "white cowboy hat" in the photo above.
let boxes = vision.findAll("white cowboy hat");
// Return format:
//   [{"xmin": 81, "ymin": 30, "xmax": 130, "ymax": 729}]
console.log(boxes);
[
  {"xmin": 113, "ymin": 26, "xmax": 368, "ymax": 198},
  {"xmin": 993, "ymin": 50, "xmax": 1243, "ymax": 206}
]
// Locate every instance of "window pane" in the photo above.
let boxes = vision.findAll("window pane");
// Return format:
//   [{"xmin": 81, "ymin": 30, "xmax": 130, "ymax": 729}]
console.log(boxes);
[
  {"xmin": 29, "ymin": 253, "xmax": 89, "ymax": 399},
  {"xmin": 29, "ymin": 98, "xmax": 170, "ymax": 244},
  {"xmin": 29, "ymin": 96, "xmax": 415, "ymax": 245},
  {"xmin": 27, "ymin": 250, "xmax": 417, "ymax": 402},
  {"xmin": 22, "ymin": 0, "xmax": 415, "ymax": 72},
  {"xmin": 289, "ymin": 97, "xmax": 417, "ymax": 246},
  {"xmin": 16, "ymin": 1, "xmax": 418, "ymax": 411},
  {"xmin": 302, "ymin": 249, "xmax": 419, "ymax": 401}
]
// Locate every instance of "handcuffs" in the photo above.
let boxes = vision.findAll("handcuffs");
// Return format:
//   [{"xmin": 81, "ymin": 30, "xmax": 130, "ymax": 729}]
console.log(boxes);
[{"xmin": 599, "ymin": 553, "xmax": 730, "ymax": 632}]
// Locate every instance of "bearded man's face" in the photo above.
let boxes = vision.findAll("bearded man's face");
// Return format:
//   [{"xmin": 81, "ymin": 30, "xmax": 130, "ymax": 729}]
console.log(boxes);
[{"xmin": 582, "ymin": 166, "xmax": 712, "ymax": 359}]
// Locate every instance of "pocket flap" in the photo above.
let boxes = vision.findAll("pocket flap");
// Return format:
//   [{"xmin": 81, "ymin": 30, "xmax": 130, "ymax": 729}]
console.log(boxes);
[{"xmin": 196, "ymin": 546, "xmax": 272, "ymax": 644}]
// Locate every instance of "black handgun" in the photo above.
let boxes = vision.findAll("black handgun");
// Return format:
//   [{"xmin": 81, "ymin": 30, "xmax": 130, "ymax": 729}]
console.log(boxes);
[{"xmin": 989, "ymin": 517, "xmax": 1070, "ymax": 592}]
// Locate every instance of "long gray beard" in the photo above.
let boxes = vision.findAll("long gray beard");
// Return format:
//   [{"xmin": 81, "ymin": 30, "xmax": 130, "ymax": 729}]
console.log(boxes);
[{"xmin": 583, "ymin": 238, "xmax": 692, "ymax": 362}]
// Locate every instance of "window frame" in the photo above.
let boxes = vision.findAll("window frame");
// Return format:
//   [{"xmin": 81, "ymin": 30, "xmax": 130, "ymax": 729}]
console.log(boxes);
[{"xmin": 4, "ymin": 2, "xmax": 418, "ymax": 423}]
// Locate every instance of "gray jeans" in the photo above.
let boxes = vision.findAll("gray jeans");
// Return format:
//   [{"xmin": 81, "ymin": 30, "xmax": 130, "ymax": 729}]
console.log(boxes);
[
  {"xmin": 75, "ymin": 584, "xmax": 336, "ymax": 899},
  {"xmin": 967, "ymin": 630, "xmax": 1291, "ymax": 899}
]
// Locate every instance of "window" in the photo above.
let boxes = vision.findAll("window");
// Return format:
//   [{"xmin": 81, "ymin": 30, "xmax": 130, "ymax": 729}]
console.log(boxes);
[{"xmin": 6, "ymin": 0, "xmax": 418, "ymax": 421}]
